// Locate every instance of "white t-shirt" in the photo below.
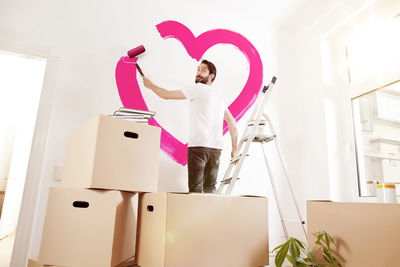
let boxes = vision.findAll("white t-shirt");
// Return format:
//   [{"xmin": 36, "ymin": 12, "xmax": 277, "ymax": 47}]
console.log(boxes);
[{"xmin": 183, "ymin": 83, "xmax": 225, "ymax": 149}]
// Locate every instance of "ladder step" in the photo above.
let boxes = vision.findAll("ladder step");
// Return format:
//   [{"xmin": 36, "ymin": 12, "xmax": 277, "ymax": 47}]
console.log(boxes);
[
  {"xmin": 242, "ymin": 134, "xmax": 276, "ymax": 143},
  {"xmin": 247, "ymin": 120, "xmax": 267, "ymax": 126},
  {"xmin": 281, "ymin": 219, "xmax": 306, "ymax": 224},
  {"xmin": 221, "ymin": 177, "xmax": 240, "ymax": 185},
  {"xmin": 230, "ymin": 154, "xmax": 249, "ymax": 164}
]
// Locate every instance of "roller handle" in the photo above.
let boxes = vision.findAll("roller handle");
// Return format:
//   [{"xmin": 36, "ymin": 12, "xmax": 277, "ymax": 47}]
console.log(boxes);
[{"xmin": 135, "ymin": 63, "xmax": 145, "ymax": 77}]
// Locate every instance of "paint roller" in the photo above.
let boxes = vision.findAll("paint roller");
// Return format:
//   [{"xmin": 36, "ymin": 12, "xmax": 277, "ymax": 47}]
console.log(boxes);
[{"xmin": 127, "ymin": 45, "xmax": 146, "ymax": 77}]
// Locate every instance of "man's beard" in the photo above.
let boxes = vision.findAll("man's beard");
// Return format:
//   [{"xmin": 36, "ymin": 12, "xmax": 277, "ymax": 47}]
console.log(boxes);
[{"xmin": 195, "ymin": 75, "xmax": 209, "ymax": 84}]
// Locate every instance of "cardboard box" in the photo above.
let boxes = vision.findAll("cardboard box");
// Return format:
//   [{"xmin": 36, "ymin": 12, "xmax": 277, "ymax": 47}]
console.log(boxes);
[
  {"xmin": 28, "ymin": 257, "xmax": 137, "ymax": 267},
  {"xmin": 307, "ymin": 201, "xmax": 400, "ymax": 266},
  {"xmin": 137, "ymin": 193, "xmax": 269, "ymax": 267},
  {"xmin": 39, "ymin": 187, "xmax": 138, "ymax": 267},
  {"xmin": 28, "ymin": 258, "xmax": 62, "ymax": 267},
  {"xmin": 62, "ymin": 115, "xmax": 161, "ymax": 192},
  {"xmin": 115, "ymin": 256, "xmax": 137, "ymax": 267}
]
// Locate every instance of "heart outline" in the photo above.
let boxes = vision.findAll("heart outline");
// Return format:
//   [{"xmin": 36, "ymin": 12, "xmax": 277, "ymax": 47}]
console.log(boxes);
[{"xmin": 116, "ymin": 20, "xmax": 263, "ymax": 165}]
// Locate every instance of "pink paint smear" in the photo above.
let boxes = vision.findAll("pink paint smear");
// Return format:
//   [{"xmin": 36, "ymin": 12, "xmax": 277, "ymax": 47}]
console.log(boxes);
[{"xmin": 115, "ymin": 20, "xmax": 263, "ymax": 165}]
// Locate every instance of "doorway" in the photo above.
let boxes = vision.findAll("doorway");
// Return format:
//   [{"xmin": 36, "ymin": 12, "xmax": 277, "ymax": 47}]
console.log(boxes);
[{"xmin": 0, "ymin": 51, "xmax": 46, "ymax": 265}]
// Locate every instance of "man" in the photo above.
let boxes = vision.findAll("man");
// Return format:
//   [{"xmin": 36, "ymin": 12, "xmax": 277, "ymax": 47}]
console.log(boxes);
[{"xmin": 142, "ymin": 60, "xmax": 238, "ymax": 193}]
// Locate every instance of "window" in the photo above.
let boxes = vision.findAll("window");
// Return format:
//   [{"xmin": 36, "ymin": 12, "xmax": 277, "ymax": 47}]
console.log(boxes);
[{"xmin": 352, "ymin": 80, "xmax": 400, "ymax": 196}]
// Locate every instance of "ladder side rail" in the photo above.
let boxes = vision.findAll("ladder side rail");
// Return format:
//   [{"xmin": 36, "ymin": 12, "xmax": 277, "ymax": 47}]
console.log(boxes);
[
  {"xmin": 223, "ymin": 106, "xmax": 266, "ymax": 195},
  {"xmin": 264, "ymin": 113, "xmax": 308, "ymax": 238},
  {"xmin": 261, "ymin": 143, "xmax": 289, "ymax": 241},
  {"xmin": 218, "ymin": 124, "xmax": 256, "ymax": 194},
  {"xmin": 247, "ymin": 76, "xmax": 276, "ymax": 123},
  {"xmin": 218, "ymin": 90, "xmax": 262, "ymax": 194},
  {"xmin": 235, "ymin": 90, "xmax": 264, "ymax": 153},
  {"xmin": 218, "ymin": 130, "xmax": 254, "ymax": 194},
  {"xmin": 218, "ymin": 162, "xmax": 235, "ymax": 191},
  {"xmin": 247, "ymin": 82, "xmax": 275, "ymax": 145},
  {"xmin": 247, "ymin": 85, "xmax": 267, "ymax": 123},
  {"xmin": 250, "ymin": 78, "xmax": 276, "ymax": 139},
  {"xmin": 237, "ymin": 77, "xmax": 275, "ymax": 152},
  {"xmin": 224, "ymin": 142, "xmax": 251, "ymax": 194},
  {"xmin": 218, "ymin": 133, "xmax": 254, "ymax": 194},
  {"xmin": 225, "ymin": 81, "xmax": 276, "ymax": 195}
]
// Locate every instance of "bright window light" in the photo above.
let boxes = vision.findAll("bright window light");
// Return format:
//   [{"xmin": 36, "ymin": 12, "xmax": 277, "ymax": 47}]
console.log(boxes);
[{"xmin": 346, "ymin": 16, "xmax": 400, "ymax": 83}]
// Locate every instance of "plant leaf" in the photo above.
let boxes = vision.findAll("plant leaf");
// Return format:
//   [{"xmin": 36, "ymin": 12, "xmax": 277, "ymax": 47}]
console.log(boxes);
[
  {"xmin": 326, "ymin": 231, "xmax": 336, "ymax": 246},
  {"xmin": 294, "ymin": 238, "xmax": 306, "ymax": 251},
  {"xmin": 306, "ymin": 248, "xmax": 316, "ymax": 262},
  {"xmin": 274, "ymin": 231, "xmax": 343, "ymax": 267},
  {"xmin": 314, "ymin": 231, "xmax": 324, "ymax": 244},
  {"xmin": 272, "ymin": 243, "xmax": 284, "ymax": 252},
  {"xmin": 323, "ymin": 247, "xmax": 335, "ymax": 262},
  {"xmin": 314, "ymin": 232, "xmax": 323, "ymax": 246},
  {"xmin": 324, "ymin": 232, "xmax": 331, "ymax": 248},
  {"xmin": 286, "ymin": 255, "xmax": 295, "ymax": 264},
  {"xmin": 274, "ymin": 241, "xmax": 290, "ymax": 267},
  {"xmin": 289, "ymin": 238, "xmax": 300, "ymax": 259},
  {"xmin": 296, "ymin": 258, "xmax": 311, "ymax": 264}
]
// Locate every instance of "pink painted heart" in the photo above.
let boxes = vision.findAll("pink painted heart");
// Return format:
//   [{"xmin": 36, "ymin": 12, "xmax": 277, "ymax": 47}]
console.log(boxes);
[{"xmin": 115, "ymin": 20, "xmax": 263, "ymax": 165}]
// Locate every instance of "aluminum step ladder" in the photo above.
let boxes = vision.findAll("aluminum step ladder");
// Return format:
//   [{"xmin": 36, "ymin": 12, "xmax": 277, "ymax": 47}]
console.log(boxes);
[{"xmin": 217, "ymin": 76, "xmax": 307, "ymax": 241}]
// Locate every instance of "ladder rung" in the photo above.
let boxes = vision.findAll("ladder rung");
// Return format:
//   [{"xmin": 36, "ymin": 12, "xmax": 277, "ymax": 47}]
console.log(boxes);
[
  {"xmin": 221, "ymin": 177, "xmax": 240, "ymax": 185},
  {"xmin": 230, "ymin": 154, "xmax": 249, "ymax": 164},
  {"xmin": 281, "ymin": 219, "xmax": 306, "ymax": 224},
  {"xmin": 242, "ymin": 134, "xmax": 276, "ymax": 143}
]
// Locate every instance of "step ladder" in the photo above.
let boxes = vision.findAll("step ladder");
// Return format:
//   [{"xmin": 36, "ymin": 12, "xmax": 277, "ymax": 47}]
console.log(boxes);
[{"xmin": 217, "ymin": 76, "xmax": 307, "ymax": 241}]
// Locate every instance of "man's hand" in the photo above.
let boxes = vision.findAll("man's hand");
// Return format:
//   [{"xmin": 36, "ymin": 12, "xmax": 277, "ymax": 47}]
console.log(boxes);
[
  {"xmin": 142, "ymin": 76, "xmax": 154, "ymax": 90},
  {"xmin": 231, "ymin": 146, "xmax": 237, "ymax": 158},
  {"xmin": 140, "ymin": 75, "xmax": 187, "ymax": 100}
]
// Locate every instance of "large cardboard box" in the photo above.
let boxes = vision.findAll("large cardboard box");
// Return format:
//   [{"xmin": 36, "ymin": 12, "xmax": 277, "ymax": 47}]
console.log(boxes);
[
  {"xmin": 307, "ymin": 201, "xmax": 400, "ymax": 267},
  {"xmin": 39, "ymin": 187, "xmax": 138, "ymax": 267},
  {"xmin": 61, "ymin": 115, "xmax": 161, "ymax": 192},
  {"xmin": 137, "ymin": 193, "xmax": 269, "ymax": 267},
  {"xmin": 28, "ymin": 258, "xmax": 61, "ymax": 267},
  {"xmin": 28, "ymin": 257, "xmax": 136, "ymax": 267}
]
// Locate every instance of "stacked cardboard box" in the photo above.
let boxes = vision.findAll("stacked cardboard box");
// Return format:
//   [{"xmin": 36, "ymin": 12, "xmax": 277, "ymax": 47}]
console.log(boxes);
[
  {"xmin": 37, "ymin": 115, "xmax": 160, "ymax": 267},
  {"xmin": 34, "ymin": 114, "xmax": 269, "ymax": 267},
  {"xmin": 28, "ymin": 256, "xmax": 137, "ymax": 267},
  {"xmin": 136, "ymin": 192, "xmax": 269, "ymax": 267},
  {"xmin": 307, "ymin": 201, "xmax": 400, "ymax": 266}
]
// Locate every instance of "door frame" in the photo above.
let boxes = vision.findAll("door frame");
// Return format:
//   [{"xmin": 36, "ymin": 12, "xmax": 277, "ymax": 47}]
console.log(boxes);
[{"xmin": 0, "ymin": 30, "xmax": 60, "ymax": 266}]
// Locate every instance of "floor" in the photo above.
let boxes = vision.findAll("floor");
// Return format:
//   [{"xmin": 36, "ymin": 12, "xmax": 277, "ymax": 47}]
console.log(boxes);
[
  {"xmin": 0, "ymin": 233, "xmax": 276, "ymax": 267},
  {"xmin": 0, "ymin": 232, "xmax": 14, "ymax": 267}
]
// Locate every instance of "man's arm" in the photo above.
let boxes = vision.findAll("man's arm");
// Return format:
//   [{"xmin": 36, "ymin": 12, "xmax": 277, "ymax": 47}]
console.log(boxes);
[
  {"xmin": 142, "ymin": 76, "xmax": 186, "ymax": 100},
  {"xmin": 224, "ymin": 109, "xmax": 238, "ymax": 158}
]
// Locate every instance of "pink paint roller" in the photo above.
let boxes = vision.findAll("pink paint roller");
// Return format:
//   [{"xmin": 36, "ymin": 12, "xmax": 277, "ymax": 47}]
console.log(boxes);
[{"xmin": 127, "ymin": 45, "xmax": 146, "ymax": 76}]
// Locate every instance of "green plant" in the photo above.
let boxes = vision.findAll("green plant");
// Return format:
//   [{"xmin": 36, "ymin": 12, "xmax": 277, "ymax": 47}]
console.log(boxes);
[{"xmin": 272, "ymin": 231, "xmax": 343, "ymax": 267}]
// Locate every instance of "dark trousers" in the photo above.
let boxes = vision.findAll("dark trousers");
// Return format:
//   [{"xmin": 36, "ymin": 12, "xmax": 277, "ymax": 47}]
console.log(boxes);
[{"xmin": 187, "ymin": 146, "xmax": 222, "ymax": 193}]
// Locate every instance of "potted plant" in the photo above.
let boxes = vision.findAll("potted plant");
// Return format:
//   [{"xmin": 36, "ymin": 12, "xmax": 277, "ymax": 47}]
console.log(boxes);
[{"xmin": 272, "ymin": 230, "xmax": 343, "ymax": 267}]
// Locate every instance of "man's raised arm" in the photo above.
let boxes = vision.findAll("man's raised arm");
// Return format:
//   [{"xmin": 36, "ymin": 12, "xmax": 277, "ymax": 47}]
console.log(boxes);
[
  {"xmin": 142, "ymin": 76, "xmax": 186, "ymax": 100},
  {"xmin": 224, "ymin": 109, "xmax": 238, "ymax": 158}
]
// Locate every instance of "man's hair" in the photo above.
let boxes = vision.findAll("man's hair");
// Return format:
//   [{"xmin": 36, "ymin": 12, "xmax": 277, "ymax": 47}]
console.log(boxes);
[{"xmin": 201, "ymin": 59, "xmax": 217, "ymax": 82}]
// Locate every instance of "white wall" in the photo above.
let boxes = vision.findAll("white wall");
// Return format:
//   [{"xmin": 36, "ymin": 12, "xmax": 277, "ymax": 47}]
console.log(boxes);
[
  {"xmin": 0, "ymin": 0, "xmax": 306, "ymax": 265},
  {"xmin": 2, "ymin": 0, "xmax": 396, "ymax": 265}
]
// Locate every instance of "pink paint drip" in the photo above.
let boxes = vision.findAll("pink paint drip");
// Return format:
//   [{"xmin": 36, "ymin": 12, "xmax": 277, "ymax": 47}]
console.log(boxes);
[{"xmin": 115, "ymin": 21, "xmax": 263, "ymax": 166}]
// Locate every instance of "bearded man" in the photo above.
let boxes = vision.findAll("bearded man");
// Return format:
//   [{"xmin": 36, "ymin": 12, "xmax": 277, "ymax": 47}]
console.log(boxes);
[{"xmin": 142, "ymin": 60, "xmax": 237, "ymax": 193}]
